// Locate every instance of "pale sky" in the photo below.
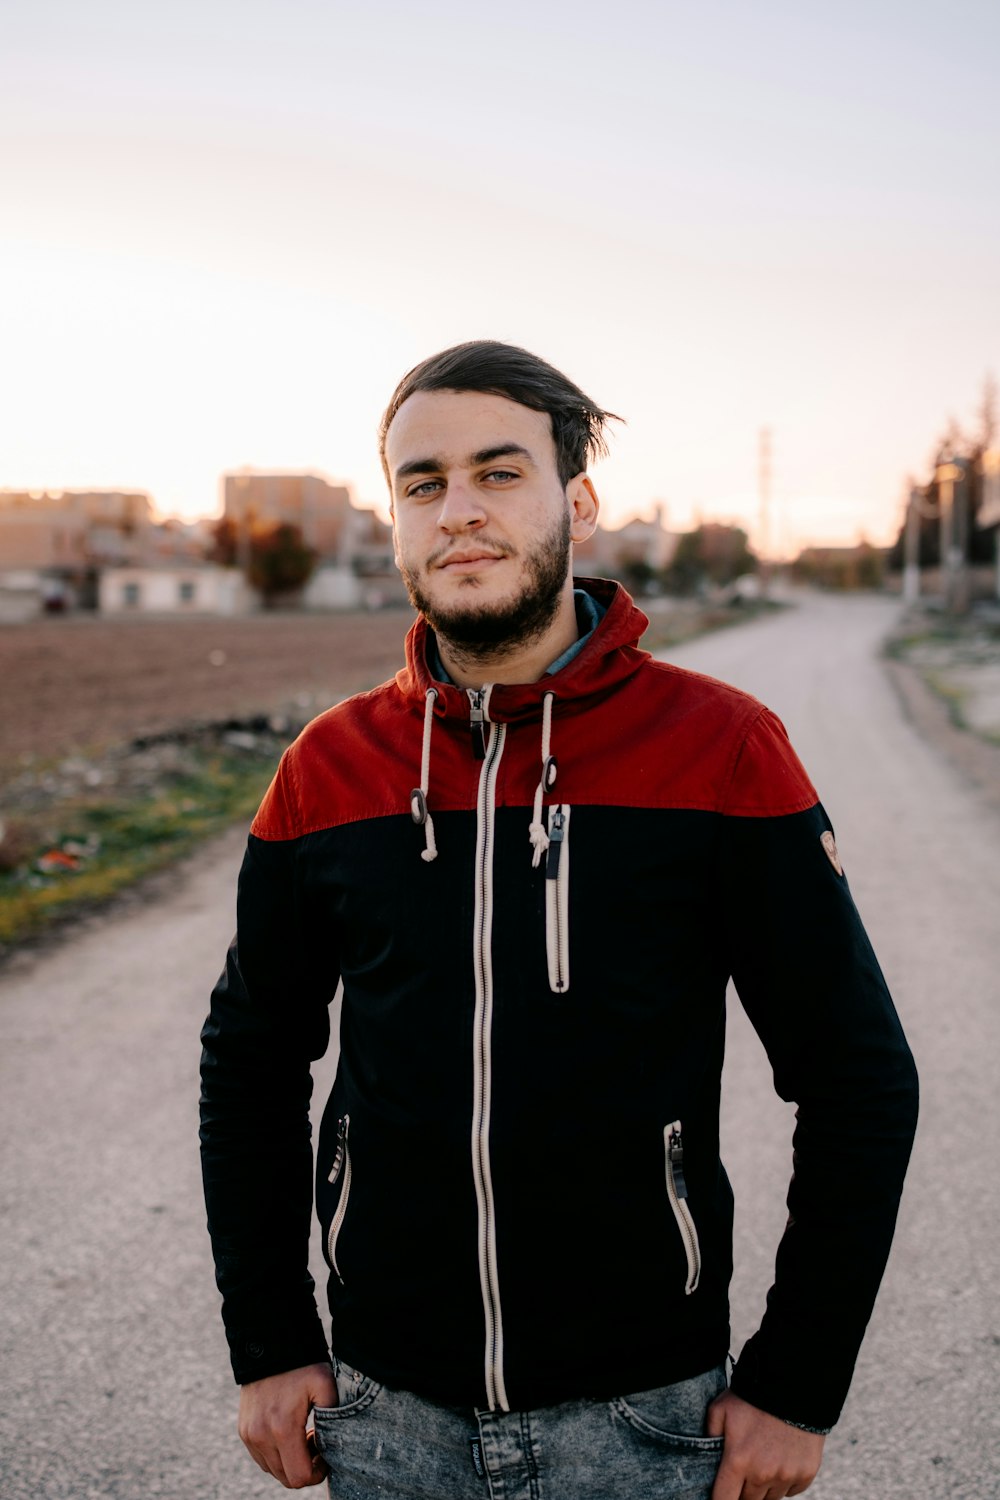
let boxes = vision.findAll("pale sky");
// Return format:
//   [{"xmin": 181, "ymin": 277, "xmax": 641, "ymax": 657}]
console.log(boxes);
[{"xmin": 2, "ymin": 0, "xmax": 998, "ymax": 553}]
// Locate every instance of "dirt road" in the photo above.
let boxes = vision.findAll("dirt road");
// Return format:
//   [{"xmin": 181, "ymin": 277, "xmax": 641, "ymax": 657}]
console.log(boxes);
[{"xmin": 1, "ymin": 592, "xmax": 997, "ymax": 1499}]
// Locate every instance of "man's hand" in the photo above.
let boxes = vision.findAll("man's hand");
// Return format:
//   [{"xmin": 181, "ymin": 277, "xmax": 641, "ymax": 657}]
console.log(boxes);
[
  {"xmin": 707, "ymin": 1389, "xmax": 825, "ymax": 1500},
  {"xmin": 239, "ymin": 1361, "xmax": 338, "ymax": 1489}
]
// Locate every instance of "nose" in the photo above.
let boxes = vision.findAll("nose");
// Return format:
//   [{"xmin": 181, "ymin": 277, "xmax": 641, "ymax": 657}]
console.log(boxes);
[{"xmin": 436, "ymin": 477, "xmax": 486, "ymax": 533}]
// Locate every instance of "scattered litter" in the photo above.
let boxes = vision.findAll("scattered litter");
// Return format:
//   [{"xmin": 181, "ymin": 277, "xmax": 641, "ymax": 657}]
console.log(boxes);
[
  {"xmin": 223, "ymin": 731, "xmax": 258, "ymax": 752},
  {"xmin": 3, "ymin": 711, "xmax": 309, "ymax": 821},
  {"xmin": 32, "ymin": 834, "xmax": 101, "ymax": 876},
  {"xmin": 37, "ymin": 849, "xmax": 81, "ymax": 874},
  {"xmin": 64, "ymin": 836, "xmax": 101, "ymax": 858}
]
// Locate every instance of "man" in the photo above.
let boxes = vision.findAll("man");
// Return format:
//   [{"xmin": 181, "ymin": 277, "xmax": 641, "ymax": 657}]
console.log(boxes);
[{"xmin": 201, "ymin": 341, "xmax": 918, "ymax": 1499}]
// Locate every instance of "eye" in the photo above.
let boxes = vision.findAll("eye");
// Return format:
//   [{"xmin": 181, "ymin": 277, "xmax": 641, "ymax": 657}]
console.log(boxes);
[
  {"xmin": 406, "ymin": 479, "xmax": 443, "ymax": 499},
  {"xmin": 483, "ymin": 469, "xmax": 519, "ymax": 484}
]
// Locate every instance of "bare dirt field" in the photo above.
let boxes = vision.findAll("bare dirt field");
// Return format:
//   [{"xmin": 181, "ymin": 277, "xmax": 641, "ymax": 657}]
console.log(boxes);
[{"xmin": 0, "ymin": 609, "xmax": 415, "ymax": 781}]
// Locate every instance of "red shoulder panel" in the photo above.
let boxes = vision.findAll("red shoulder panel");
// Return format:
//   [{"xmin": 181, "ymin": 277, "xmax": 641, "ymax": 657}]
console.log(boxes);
[
  {"xmin": 720, "ymin": 707, "xmax": 817, "ymax": 817},
  {"xmin": 250, "ymin": 658, "xmax": 819, "ymax": 841}
]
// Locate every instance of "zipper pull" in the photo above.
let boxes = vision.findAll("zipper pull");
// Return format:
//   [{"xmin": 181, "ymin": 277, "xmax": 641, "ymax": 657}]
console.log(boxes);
[
  {"xmin": 327, "ymin": 1113, "xmax": 350, "ymax": 1184},
  {"xmin": 468, "ymin": 689, "xmax": 487, "ymax": 760},
  {"xmin": 668, "ymin": 1120, "xmax": 689, "ymax": 1199},
  {"xmin": 545, "ymin": 807, "xmax": 566, "ymax": 880}
]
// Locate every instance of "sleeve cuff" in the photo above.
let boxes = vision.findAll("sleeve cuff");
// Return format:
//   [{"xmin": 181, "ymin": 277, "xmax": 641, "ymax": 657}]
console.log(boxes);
[{"xmin": 229, "ymin": 1312, "xmax": 331, "ymax": 1386}]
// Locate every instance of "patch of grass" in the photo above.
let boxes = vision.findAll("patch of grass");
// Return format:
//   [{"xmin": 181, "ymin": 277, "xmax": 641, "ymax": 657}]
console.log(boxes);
[
  {"xmin": 0, "ymin": 600, "xmax": 786, "ymax": 957},
  {"xmin": 883, "ymin": 633, "xmax": 925, "ymax": 661},
  {"xmin": 884, "ymin": 610, "xmax": 1000, "ymax": 743},
  {"xmin": 0, "ymin": 749, "xmax": 274, "ymax": 951},
  {"xmin": 921, "ymin": 670, "xmax": 972, "ymax": 732},
  {"xmin": 640, "ymin": 598, "xmax": 786, "ymax": 654}
]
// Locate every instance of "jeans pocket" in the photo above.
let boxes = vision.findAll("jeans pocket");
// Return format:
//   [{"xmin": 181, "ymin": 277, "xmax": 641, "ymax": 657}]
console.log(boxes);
[
  {"xmin": 613, "ymin": 1363, "xmax": 727, "ymax": 1450},
  {"xmin": 313, "ymin": 1358, "xmax": 384, "ymax": 1421}
]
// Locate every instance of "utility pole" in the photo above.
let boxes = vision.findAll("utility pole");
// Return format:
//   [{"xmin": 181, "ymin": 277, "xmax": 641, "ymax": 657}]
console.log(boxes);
[
  {"xmin": 903, "ymin": 484, "xmax": 942, "ymax": 604},
  {"xmin": 903, "ymin": 486, "xmax": 922, "ymax": 603},
  {"xmin": 981, "ymin": 448, "xmax": 1000, "ymax": 600},
  {"xmin": 936, "ymin": 457, "xmax": 969, "ymax": 614},
  {"xmin": 758, "ymin": 427, "xmax": 771, "ymax": 594}
]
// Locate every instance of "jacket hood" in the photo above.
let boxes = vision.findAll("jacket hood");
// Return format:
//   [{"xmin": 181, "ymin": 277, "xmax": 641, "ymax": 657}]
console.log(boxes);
[{"xmin": 394, "ymin": 576, "xmax": 652, "ymax": 726}]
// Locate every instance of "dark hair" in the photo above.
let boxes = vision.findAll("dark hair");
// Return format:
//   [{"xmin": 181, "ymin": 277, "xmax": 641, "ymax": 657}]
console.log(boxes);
[{"xmin": 379, "ymin": 340, "xmax": 622, "ymax": 488}]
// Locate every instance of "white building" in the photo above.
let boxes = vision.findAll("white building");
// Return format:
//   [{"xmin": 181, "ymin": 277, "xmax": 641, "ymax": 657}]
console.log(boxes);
[{"xmin": 98, "ymin": 565, "xmax": 253, "ymax": 616}]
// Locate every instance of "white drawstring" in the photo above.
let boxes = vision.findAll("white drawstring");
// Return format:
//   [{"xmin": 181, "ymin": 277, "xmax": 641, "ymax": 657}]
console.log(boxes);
[
  {"xmin": 528, "ymin": 691, "xmax": 557, "ymax": 868},
  {"xmin": 410, "ymin": 688, "xmax": 438, "ymax": 862}
]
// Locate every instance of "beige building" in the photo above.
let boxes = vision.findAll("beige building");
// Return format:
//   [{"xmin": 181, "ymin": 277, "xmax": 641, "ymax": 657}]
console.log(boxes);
[
  {"xmin": 0, "ymin": 491, "xmax": 87, "ymax": 570},
  {"xmin": 223, "ymin": 472, "xmax": 356, "ymax": 560},
  {"xmin": 574, "ymin": 504, "xmax": 679, "ymax": 579},
  {"xmin": 221, "ymin": 470, "xmax": 404, "ymax": 608},
  {"xmin": 0, "ymin": 489, "xmax": 152, "ymax": 570}
]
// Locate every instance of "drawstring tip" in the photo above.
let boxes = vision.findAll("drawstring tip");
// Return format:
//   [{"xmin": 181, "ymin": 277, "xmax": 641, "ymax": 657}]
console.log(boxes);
[
  {"xmin": 528, "ymin": 823, "xmax": 550, "ymax": 868},
  {"xmin": 420, "ymin": 847, "xmax": 438, "ymax": 863}
]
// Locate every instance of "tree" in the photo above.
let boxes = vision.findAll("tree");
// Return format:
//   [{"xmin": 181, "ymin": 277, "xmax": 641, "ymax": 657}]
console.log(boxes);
[
  {"xmin": 247, "ymin": 522, "xmax": 317, "ymax": 605},
  {"xmin": 663, "ymin": 524, "xmax": 757, "ymax": 595},
  {"xmin": 207, "ymin": 516, "xmax": 240, "ymax": 567},
  {"xmin": 616, "ymin": 556, "xmax": 658, "ymax": 596}
]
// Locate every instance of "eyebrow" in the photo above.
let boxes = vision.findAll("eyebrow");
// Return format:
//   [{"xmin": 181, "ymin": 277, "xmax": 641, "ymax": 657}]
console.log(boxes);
[{"xmin": 394, "ymin": 444, "xmax": 535, "ymax": 487}]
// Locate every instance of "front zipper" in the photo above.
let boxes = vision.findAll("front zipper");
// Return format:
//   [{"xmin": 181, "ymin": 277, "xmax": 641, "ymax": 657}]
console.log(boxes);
[
  {"xmin": 327, "ymin": 1113, "xmax": 352, "ymax": 1282},
  {"xmin": 544, "ymin": 803, "xmax": 571, "ymax": 993},
  {"xmin": 663, "ymin": 1120, "xmax": 701, "ymax": 1294},
  {"xmin": 469, "ymin": 687, "xmax": 488, "ymax": 759},
  {"xmin": 469, "ymin": 686, "xmax": 510, "ymax": 1412}
]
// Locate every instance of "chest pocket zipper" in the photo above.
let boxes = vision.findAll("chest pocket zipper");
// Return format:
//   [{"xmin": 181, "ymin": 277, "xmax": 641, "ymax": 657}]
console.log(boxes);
[
  {"xmin": 327, "ymin": 1114, "xmax": 352, "ymax": 1282},
  {"xmin": 545, "ymin": 804, "xmax": 571, "ymax": 993},
  {"xmin": 664, "ymin": 1120, "xmax": 701, "ymax": 1294}
]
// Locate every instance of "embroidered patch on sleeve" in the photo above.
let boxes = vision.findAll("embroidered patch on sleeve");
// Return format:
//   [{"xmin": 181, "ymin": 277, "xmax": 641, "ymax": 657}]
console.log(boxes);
[{"xmin": 820, "ymin": 830, "xmax": 844, "ymax": 876}]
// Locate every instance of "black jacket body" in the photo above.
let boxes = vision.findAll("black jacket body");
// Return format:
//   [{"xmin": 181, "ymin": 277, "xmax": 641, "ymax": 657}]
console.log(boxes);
[{"xmin": 200, "ymin": 579, "xmax": 918, "ymax": 1431}]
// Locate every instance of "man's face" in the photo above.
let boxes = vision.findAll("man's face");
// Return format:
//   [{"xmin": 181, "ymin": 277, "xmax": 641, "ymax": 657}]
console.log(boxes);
[{"xmin": 385, "ymin": 389, "xmax": 596, "ymax": 652}]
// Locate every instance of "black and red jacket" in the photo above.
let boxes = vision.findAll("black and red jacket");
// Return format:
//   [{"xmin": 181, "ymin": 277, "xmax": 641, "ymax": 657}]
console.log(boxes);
[{"xmin": 200, "ymin": 578, "xmax": 918, "ymax": 1432}]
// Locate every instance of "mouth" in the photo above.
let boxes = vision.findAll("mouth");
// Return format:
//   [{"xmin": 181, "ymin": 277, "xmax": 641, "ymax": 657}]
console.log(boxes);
[{"xmin": 435, "ymin": 550, "xmax": 506, "ymax": 574}]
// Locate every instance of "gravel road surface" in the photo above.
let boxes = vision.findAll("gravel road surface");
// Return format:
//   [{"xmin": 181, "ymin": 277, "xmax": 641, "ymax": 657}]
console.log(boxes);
[{"xmin": 1, "ymin": 591, "xmax": 997, "ymax": 1499}]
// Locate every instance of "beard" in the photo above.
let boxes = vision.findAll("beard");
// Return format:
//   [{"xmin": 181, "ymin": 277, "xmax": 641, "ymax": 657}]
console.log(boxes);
[{"xmin": 399, "ymin": 509, "xmax": 572, "ymax": 664}]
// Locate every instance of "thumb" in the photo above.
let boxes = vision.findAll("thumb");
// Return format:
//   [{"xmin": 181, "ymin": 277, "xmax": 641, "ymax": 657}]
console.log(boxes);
[
  {"xmin": 310, "ymin": 1363, "xmax": 338, "ymax": 1409},
  {"xmin": 705, "ymin": 1393, "xmax": 727, "ymax": 1440}
]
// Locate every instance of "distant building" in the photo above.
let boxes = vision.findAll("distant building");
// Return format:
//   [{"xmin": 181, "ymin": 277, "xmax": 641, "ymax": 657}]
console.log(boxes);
[
  {"xmin": 223, "ymin": 471, "xmax": 356, "ymax": 560},
  {"xmin": 574, "ymin": 503, "xmax": 679, "ymax": 580},
  {"xmin": 792, "ymin": 543, "xmax": 886, "ymax": 591},
  {"xmin": 0, "ymin": 491, "xmax": 88, "ymax": 571},
  {"xmin": 145, "ymin": 517, "xmax": 216, "ymax": 566},
  {"xmin": 98, "ymin": 564, "xmax": 253, "ymax": 616},
  {"xmin": 1, "ymin": 473, "xmax": 405, "ymax": 617},
  {"xmin": 222, "ymin": 469, "xmax": 404, "ymax": 608},
  {"xmin": 0, "ymin": 488, "xmax": 156, "ymax": 613}
]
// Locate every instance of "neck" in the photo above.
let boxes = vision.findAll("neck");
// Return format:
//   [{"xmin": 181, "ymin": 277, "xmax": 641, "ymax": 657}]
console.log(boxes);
[{"xmin": 436, "ymin": 585, "xmax": 580, "ymax": 688}]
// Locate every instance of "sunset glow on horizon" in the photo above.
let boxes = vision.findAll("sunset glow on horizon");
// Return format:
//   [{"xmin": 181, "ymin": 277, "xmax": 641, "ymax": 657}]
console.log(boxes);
[{"xmin": 2, "ymin": 0, "xmax": 997, "ymax": 557}]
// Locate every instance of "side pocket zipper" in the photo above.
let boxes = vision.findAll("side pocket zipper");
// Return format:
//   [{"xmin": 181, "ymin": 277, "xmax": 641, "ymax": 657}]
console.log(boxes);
[
  {"xmin": 327, "ymin": 1113, "xmax": 352, "ymax": 1283},
  {"xmin": 664, "ymin": 1120, "xmax": 701, "ymax": 1294},
  {"xmin": 545, "ymin": 803, "xmax": 571, "ymax": 993}
]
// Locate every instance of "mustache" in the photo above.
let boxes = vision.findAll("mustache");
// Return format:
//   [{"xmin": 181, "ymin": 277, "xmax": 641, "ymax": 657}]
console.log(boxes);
[{"xmin": 425, "ymin": 536, "xmax": 517, "ymax": 570}]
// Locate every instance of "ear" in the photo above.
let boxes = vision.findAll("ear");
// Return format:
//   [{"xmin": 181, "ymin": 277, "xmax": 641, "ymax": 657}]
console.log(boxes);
[{"xmin": 566, "ymin": 473, "xmax": 599, "ymax": 544}]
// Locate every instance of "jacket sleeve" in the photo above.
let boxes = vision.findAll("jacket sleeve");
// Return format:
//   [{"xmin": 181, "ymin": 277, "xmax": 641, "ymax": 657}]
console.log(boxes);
[
  {"xmin": 199, "ymin": 753, "xmax": 339, "ymax": 1384},
  {"xmin": 720, "ymin": 709, "xmax": 919, "ymax": 1432}
]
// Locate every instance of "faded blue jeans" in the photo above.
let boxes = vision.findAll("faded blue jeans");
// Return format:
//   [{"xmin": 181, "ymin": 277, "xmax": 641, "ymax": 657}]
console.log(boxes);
[{"xmin": 313, "ymin": 1357, "xmax": 727, "ymax": 1499}]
